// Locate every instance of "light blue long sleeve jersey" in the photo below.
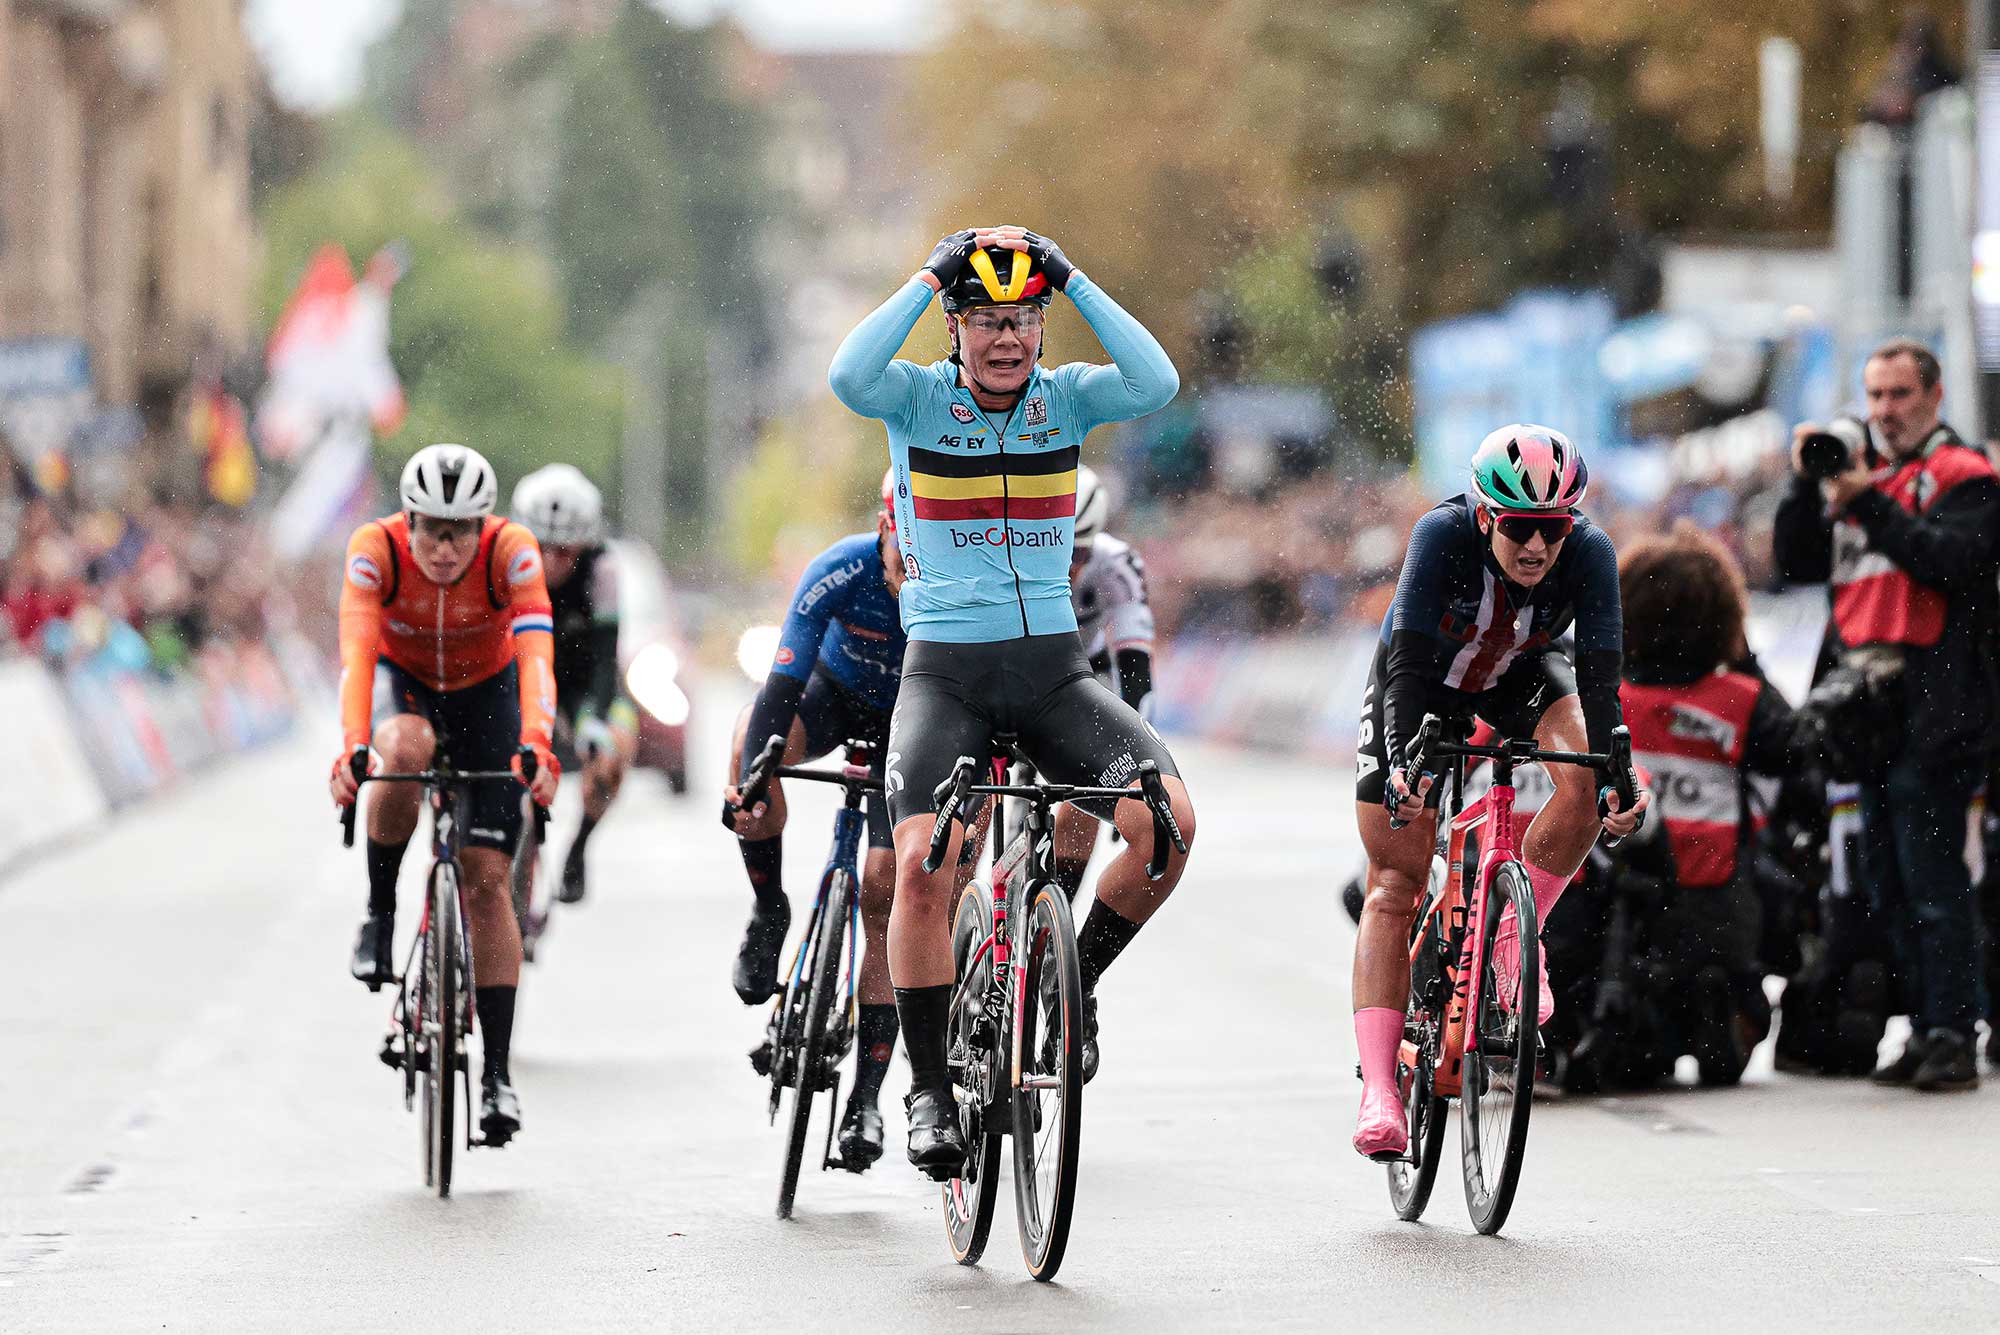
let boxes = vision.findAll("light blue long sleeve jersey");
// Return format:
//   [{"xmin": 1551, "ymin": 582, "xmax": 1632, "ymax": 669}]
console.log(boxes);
[{"xmin": 827, "ymin": 272, "xmax": 1178, "ymax": 644}]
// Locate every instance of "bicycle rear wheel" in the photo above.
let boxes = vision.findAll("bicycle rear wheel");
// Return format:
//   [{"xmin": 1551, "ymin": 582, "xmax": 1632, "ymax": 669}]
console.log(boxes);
[
  {"xmin": 1012, "ymin": 883, "xmax": 1083, "ymax": 1282},
  {"xmin": 422, "ymin": 863, "xmax": 461, "ymax": 1198},
  {"xmin": 777, "ymin": 869, "xmax": 852, "ymax": 1219},
  {"xmin": 1461, "ymin": 860, "xmax": 1537, "ymax": 1234},
  {"xmin": 1386, "ymin": 1030, "xmax": 1449, "ymax": 1220},
  {"xmin": 944, "ymin": 882, "xmax": 1002, "ymax": 1265}
]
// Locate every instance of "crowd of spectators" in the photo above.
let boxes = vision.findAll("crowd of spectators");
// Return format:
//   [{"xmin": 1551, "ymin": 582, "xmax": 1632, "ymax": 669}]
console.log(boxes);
[
  {"xmin": 1130, "ymin": 443, "xmax": 1797, "ymax": 641},
  {"xmin": 0, "ymin": 452, "xmax": 285, "ymax": 676}
]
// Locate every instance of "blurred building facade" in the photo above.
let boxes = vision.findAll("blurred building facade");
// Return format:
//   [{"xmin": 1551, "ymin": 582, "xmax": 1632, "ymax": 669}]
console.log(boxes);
[{"xmin": 0, "ymin": 0, "xmax": 255, "ymax": 467}]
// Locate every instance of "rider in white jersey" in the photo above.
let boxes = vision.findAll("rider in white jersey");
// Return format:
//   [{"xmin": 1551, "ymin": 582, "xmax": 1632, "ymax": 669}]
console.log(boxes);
[{"xmin": 1050, "ymin": 466, "xmax": 1158, "ymax": 899}]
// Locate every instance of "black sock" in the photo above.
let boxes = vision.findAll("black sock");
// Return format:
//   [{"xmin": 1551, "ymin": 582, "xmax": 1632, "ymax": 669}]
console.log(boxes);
[
  {"xmin": 850, "ymin": 1004, "xmax": 900, "ymax": 1106},
  {"xmin": 1053, "ymin": 856, "xmax": 1090, "ymax": 903},
  {"xmin": 893, "ymin": 985, "xmax": 953, "ymax": 1093},
  {"xmin": 567, "ymin": 813, "xmax": 599, "ymax": 863},
  {"xmin": 1077, "ymin": 899, "xmax": 1143, "ymax": 993},
  {"xmin": 366, "ymin": 837, "xmax": 409, "ymax": 918},
  {"xmin": 739, "ymin": 836, "xmax": 784, "ymax": 911},
  {"xmin": 475, "ymin": 986, "xmax": 517, "ymax": 1084}
]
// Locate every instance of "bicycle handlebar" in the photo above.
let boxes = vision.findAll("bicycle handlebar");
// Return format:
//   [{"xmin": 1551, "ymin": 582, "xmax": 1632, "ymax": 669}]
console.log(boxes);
[
  {"xmin": 920, "ymin": 755, "xmax": 1189, "ymax": 879},
  {"xmin": 339, "ymin": 759, "xmax": 540, "ymax": 848},
  {"xmin": 1388, "ymin": 713, "xmax": 1645, "ymax": 842}
]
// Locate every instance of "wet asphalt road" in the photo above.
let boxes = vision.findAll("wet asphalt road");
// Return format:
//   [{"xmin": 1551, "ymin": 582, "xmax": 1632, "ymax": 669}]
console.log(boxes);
[{"xmin": 5, "ymin": 682, "xmax": 1998, "ymax": 1331}]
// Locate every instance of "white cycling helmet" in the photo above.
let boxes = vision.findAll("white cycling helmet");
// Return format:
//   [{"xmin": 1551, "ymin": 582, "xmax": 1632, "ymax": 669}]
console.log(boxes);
[
  {"xmin": 1074, "ymin": 464, "xmax": 1108, "ymax": 544},
  {"xmin": 400, "ymin": 443, "xmax": 498, "ymax": 520},
  {"xmin": 512, "ymin": 463, "xmax": 604, "ymax": 547}
]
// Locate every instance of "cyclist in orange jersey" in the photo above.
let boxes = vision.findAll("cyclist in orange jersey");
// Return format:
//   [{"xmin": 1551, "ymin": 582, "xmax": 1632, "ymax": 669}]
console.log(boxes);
[{"xmin": 328, "ymin": 443, "xmax": 559, "ymax": 1147}]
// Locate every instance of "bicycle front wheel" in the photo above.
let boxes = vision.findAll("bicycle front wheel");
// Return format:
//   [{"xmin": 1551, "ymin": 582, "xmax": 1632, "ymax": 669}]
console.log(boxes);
[
  {"xmin": 944, "ymin": 882, "xmax": 1002, "ymax": 1266},
  {"xmin": 777, "ymin": 869, "xmax": 852, "ymax": 1219},
  {"xmin": 422, "ymin": 862, "xmax": 462, "ymax": 1198},
  {"xmin": 1012, "ymin": 883, "xmax": 1084, "ymax": 1282},
  {"xmin": 1386, "ymin": 1030, "xmax": 1449, "ymax": 1221},
  {"xmin": 1461, "ymin": 860, "xmax": 1537, "ymax": 1235}
]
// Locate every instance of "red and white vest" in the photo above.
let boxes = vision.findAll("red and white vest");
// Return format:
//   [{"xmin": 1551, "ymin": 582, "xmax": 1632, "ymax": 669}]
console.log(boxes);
[
  {"xmin": 1831, "ymin": 430, "xmax": 1994, "ymax": 648},
  {"xmin": 1620, "ymin": 672, "xmax": 1762, "ymax": 889}
]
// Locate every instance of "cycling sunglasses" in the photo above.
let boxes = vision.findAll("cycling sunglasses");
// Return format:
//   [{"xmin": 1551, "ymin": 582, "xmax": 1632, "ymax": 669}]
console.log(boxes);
[{"xmin": 1490, "ymin": 510, "xmax": 1576, "ymax": 545}]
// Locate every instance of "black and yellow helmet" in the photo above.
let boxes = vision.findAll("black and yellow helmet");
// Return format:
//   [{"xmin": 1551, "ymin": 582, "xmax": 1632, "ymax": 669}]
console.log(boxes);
[{"xmin": 939, "ymin": 245, "xmax": 1056, "ymax": 314}]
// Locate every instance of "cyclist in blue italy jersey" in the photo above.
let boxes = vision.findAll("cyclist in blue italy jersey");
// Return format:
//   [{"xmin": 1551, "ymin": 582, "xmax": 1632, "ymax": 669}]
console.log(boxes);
[
  {"xmin": 724, "ymin": 485, "xmax": 908, "ymax": 1169},
  {"xmin": 829, "ymin": 225, "xmax": 1197, "ymax": 1177},
  {"xmin": 1349, "ymin": 425, "xmax": 1649, "ymax": 1161}
]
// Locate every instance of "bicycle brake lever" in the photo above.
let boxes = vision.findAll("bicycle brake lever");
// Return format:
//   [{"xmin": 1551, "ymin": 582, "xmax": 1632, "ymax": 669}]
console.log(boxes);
[
  {"xmin": 1138, "ymin": 763, "xmax": 1185, "ymax": 881},
  {"xmin": 922, "ymin": 755, "xmax": 976, "ymax": 873},
  {"xmin": 1597, "ymin": 725, "xmax": 1643, "ymax": 848},
  {"xmin": 340, "ymin": 748, "xmax": 369, "ymax": 848},
  {"xmin": 722, "ymin": 735, "xmax": 787, "ymax": 831}
]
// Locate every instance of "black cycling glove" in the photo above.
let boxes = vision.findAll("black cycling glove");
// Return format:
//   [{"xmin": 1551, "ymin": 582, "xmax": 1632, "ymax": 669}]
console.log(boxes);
[
  {"xmin": 1022, "ymin": 231, "xmax": 1075, "ymax": 291},
  {"xmin": 922, "ymin": 229, "xmax": 979, "ymax": 288}
]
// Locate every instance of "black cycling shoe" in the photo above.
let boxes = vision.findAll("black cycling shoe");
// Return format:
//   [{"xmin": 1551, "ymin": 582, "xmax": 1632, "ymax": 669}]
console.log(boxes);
[
  {"xmin": 1871, "ymin": 1031, "xmax": 1932, "ymax": 1086},
  {"xmin": 1690, "ymin": 966, "xmax": 1747, "ymax": 1088},
  {"xmin": 836, "ymin": 1100, "xmax": 885, "ymax": 1171},
  {"xmin": 556, "ymin": 843, "xmax": 587, "ymax": 905},
  {"xmin": 732, "ymin": 899, "xmax": 791, "ymax": 1004},
  {"xmin": 350, "ymin": 914, "xmax": 395, "ymax": 991},
  {"xmin": 1912, "ymin": 1029, "xmax": 1980, "ymax": 1092},
  {"xmin": 480, "ymin": 1077, "xmax": 522, "ymax": 1146},
  {"xmin": 904, "ymin": 1086, "xmax": 966, "ymax": 1180},
  {"xmin": 1080, "ymin": 989, "xmax": 1101, "ymax": 1085}
]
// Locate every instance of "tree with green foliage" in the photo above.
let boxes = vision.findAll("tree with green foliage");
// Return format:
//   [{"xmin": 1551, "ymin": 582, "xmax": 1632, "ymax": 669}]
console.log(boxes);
[
  {"xmin": 913, "ymin": 0, "xmax": 1956, "ymax": 453},
  {"xmin": 257, "ymin": 120, "xmax": 622, "ymax": 494}
]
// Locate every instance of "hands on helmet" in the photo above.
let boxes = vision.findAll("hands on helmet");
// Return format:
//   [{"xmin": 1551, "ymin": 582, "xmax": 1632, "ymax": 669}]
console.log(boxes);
[
  {"xmin": 514, "ymin": 742, "xmax": 561, "ymax": 807},
  {"xmin": 976, "ymin": 225, "xmax": 1075, "ymax": 291},
  {"xmin": 919, "ymin": 228, "xmax": 978, "ymax": 291},
  {"xmin": 917, "ymin": 226, "xmax": 1075, "ymax": 294}
]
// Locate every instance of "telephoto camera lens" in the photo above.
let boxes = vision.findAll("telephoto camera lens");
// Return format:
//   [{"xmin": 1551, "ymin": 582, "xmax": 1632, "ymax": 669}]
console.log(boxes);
[{"xmin": 1799, "ymin": 418, "xmax": 1869, "ymax": 481}]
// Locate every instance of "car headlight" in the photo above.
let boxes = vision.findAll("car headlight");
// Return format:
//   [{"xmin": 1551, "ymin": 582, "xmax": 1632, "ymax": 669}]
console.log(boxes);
[
  {"xmin": 625, "ymin": 643, "xmax": 689, "ymax": 726},
  {"xmin": 736, "ymin": 624, "xmax": 781, "ymax": 682}
]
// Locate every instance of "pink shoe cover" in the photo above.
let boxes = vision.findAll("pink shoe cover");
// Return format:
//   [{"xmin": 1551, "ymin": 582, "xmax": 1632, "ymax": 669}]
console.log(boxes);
[{"xmin": 1352, "ymin": 1007, "xmax": 1408, "ymax": 1159}]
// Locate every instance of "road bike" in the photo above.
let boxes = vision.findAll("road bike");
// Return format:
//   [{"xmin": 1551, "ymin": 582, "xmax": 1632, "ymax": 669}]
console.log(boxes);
[
  {"xmin": 727, "ymin": 735, "xmax": 880, "ymax": 1220},
  {"xmin": 1382, "ymin": 715, "xmax": 1636, "ymax": 1235},
  {"xmin": 341, "ymin": 748, "xmax": 545, "ymax": 1199},
  {"xmin": 927, "ymin": 750, "xmax": 1186, "ymax": 1281}
]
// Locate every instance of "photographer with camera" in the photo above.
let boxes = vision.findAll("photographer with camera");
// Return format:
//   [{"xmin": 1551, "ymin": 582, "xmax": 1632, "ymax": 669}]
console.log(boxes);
[{"xmin": 1773, "ymin": 338, "xmax": 2000, "ymax": 1092}]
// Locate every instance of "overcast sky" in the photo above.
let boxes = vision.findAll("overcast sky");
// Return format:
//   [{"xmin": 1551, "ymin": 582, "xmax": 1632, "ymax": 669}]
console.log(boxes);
[{"xmin": 245, "ymin": 0, "xmax": 930, "ymax": 111}]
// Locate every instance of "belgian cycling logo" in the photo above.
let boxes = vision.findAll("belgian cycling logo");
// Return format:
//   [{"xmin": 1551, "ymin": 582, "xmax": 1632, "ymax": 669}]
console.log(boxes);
[
  {"xmin": 951, "ymin": 403, "xmax": 976, "ymax": 424},
  {"xmin": 348, "ymin": 554, "xmax": 382, "ymax": 591},
  {"xmin": 1024, "ymin": 396, "xmax": 1047, "ymax": 427},
  {"xmin": 1096, "ymin": 750, "xmax": 1137, "ymax": 788},
  {"xmin": 507, "ymin": 548, "xmax": 542, "ymax": 586}
]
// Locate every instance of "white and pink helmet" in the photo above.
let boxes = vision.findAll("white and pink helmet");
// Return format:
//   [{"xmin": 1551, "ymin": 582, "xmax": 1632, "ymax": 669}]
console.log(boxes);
[{"xmin": 1468, "ymin": 424, "xmax": 1588, "ymax": 512}]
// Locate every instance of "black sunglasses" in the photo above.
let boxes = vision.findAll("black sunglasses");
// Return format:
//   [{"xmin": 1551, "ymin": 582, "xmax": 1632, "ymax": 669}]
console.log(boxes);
[{"xmin": 1491, "ymin": 510, "xmax": 1576, "ymax": 545}]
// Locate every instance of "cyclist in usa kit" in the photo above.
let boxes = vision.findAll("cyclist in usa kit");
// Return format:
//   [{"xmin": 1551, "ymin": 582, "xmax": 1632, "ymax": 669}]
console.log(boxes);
[
  {"xmin": 722, "ymin": 476, "xmax": 908, "ymax": 1169},
  {"xmin": 829, "ymin": 224, "xmax": 1197, "ymax": 1177},
  {"xmin": 1349, "ymin": 425, "xmax": 1648, "ymax": 1160}
]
